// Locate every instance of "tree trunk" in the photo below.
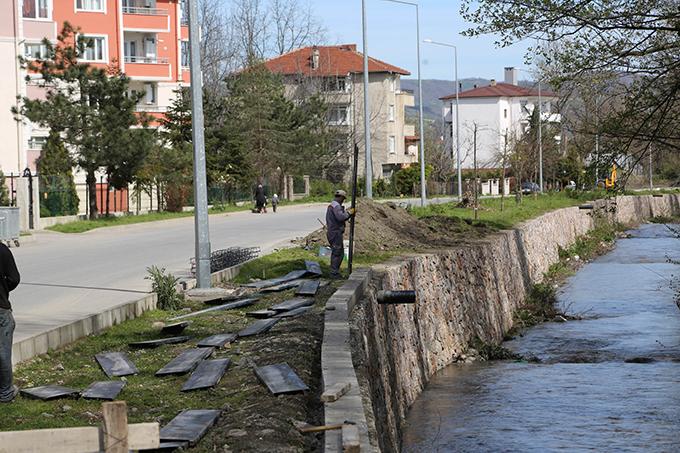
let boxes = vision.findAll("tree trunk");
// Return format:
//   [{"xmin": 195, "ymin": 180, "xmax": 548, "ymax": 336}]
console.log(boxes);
[
  {"xmin": 86, "ymin": 171, "xmax": 97, "ymax": 220},
  {"xmin": 105, "ymin": 177, "xmax": 111, "ymax": 217}
]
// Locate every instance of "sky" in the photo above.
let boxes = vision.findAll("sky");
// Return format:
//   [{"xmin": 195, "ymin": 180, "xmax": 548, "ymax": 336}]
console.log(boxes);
[{"xmin": 313, "ymin": 0, "xmax": 533, "ymax": 82}]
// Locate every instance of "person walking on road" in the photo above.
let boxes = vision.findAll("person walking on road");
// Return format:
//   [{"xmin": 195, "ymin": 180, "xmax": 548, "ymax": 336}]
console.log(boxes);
[
  {"xmin": 271, "ymin": 193, "xmax": 279, "ymax": 213},
  {"xmin": 254, "ymin": 184, "xmax": 267, "ymax": 214},
  {"xmin": 326, "ymin": 190, "xmax": 355, "ymax": 279},
  {"xmin": 0, "ymin": 243, "xmax": 20, "ymax": 403}
]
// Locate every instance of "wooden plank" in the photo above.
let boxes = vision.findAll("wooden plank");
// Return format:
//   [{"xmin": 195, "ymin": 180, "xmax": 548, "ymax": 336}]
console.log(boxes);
[
  {"xmin": 169, "ymin": 298, "xmax": 258, "ymax": 321},
  {"xmin": 128, "ymin": 336, "xmax": 190, "ymax": 349},
  {"xmin": 102, "ymin": 401, "xmax": 128, "ymax": 453},
  {"xmin": 160, "ymin": 409, "xmax": 221, "ymax": 446},
  {"xmin": 295, "ymin": 280, "xmax": 320, "ymax": 297},
  {"xmin": 270, "ymin": 298, "xmax": 314, "ymax": 313},
  {"xmin": 95, "ymin": 352, "xmax": 139, "ymax": 378},
  {"xmin": 254, "ymin": 363, "xmax": 309, "ymax": 395},
  {"xmin": 181, "ymin": 358, "xmax": 231, "ymax": 392},
  {"xmin": 238, "ymin": 318, "xmax": 279, "ymax": 337},
  {"xmin": 196, "ymin": 333, "xmax": 237, "ymax": 348},
  {"xmin": 82, "ymin": 381, "xmax": 125, "ymax": 401},
  {"xmin": 0, "ymin": 423, "xmax": 159, "ymax": 453},
  {"xmin": 156, "ymin": 348, "xmax": 214, "ymax": 376}
]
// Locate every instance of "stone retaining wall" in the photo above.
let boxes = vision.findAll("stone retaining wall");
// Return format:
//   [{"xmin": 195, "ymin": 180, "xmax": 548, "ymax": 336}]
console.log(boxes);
[{"xmin": 345, "ymin": 194, "xmax": 680, "ymax": 452}]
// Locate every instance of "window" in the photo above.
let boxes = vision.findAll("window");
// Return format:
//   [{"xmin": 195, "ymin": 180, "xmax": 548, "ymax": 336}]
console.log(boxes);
[
  {"xmin": 124, "ymin": 40, "xmax": 137, "ymax": 62},
  {"xmin": 180, "ymin": 0, "xmax": 188, "ymax": 24},
  {"xmin": 327, "ymin": 106, "xmax": 350, "ymax": 125},
  {"xmin": 322, "ymin": 77, "xmax": 348, "ymax": 93},
  {"xmin": 144, "ymin": 83, "xmax": 156, "ymax": 104},
  {"xmin": 24, "ymin": 42, "xmax": 48, "ymax": 59},
  {"xmin": 23, "ymin": 0, "xmax": 50, "ymax": 19},
  {"xmin": 76, "ymin": 0, "xmax": 105, "ymax": 12},
  {"xmin": 389, "ymin": 136, "xmax": 396, "ymax": 154},
  {"xmin": 181, "ymin": 41, "xmax": 190, "ymax": 67},
  {"xmin": 382, "ymin": 164, "xmax": 394, "ymax": 179},
  {"xmin": 28, "ymin": 136, "xmax": 48, "ymax": 150},
  {"xmin": 81, "ymin": 36, "xmax": 107, "ymax": 62},
  {"xmin": 389, "ymin": 104, "xmax": 395, "ymax": 122}
]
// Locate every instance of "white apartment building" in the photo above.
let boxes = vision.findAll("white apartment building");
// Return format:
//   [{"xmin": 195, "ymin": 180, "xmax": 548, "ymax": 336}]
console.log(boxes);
[{"xmin": 441, "ymin": 67, "xmax": 560, "ymax": 169}]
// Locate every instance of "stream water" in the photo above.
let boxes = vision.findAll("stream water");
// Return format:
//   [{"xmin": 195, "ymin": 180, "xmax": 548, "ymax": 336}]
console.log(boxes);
[{"xmin": 402, "ymin": 223, "xmax": 680, "ymax": 453}]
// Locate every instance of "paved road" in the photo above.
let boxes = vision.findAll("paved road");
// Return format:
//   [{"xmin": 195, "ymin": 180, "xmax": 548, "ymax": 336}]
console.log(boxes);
[{"xmin": 11, "ymin": 204, "xmax": 325, "ymax": 343}]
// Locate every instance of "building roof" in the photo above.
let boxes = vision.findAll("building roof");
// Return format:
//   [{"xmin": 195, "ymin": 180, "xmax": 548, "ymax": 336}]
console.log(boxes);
[
  {"xmin": 440, "ymin": 82, "xmax": 556, "ymax": 100},
  {"xmin": 264, "ymin": 44, "xmax": 410, "ymax": 77}
]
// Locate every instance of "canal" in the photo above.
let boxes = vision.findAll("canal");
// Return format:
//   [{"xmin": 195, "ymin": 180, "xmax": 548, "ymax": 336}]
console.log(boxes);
[{"xmin": 402, "ymin": 223, "xmax": 680, "ymax": 452}]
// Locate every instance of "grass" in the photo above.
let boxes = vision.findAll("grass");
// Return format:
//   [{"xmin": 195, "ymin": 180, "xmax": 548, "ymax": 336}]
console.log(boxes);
[{"xmin": 410, "ymin": 191, "xmax": 604, "ymax": 230}]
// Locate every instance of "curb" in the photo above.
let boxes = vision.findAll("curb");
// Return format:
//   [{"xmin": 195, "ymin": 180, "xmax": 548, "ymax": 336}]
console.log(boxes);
[{"xmin": 321, "ymin": 268, "xmax": 374, "ymax": 453}]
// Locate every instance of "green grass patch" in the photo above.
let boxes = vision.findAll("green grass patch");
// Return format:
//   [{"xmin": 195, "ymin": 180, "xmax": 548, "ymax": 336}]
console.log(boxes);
[{"xmin": 410, "ymin": 191, "xmax": 604, "ymax": 230}]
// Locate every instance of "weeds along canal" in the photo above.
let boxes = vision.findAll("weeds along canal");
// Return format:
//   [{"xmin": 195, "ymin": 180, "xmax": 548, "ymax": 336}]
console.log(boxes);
[{"xmin": 402, "ymin": 223, "xmax": 680, "ymax": 453}]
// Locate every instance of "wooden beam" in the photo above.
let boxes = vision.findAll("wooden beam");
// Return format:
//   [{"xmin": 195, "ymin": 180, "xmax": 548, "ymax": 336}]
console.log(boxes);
[
  {"xmin": 0, "ymin": 423, "xmax": 160, "ymax": 453},
  {"xmin": 102, "ymin": 401, "xmax": 128, "ymax": 453}
]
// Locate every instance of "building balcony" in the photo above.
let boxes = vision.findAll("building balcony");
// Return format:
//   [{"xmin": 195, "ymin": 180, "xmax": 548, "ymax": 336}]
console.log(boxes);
[
  {"xmin": 123, "ymin": 7, "xmax": 170, "ymax": 32},
  {"xmin": 124, "ymin": 57, "xmax": 171, "ymax": 79}
]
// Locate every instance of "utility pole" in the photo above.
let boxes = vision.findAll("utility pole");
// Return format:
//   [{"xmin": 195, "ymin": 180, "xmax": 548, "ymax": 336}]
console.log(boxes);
[
  {"xmin": 187, "ymin": 0, "xmax": 211, "ymax": 288},
  {"xmin": 537, "ymin": 79, "xmax": 543, "ymax": 193},
  {"xmin": 473, "ymin": 123, "xmax": 478, "ymax": 220},
  {"xmin": 361, "ymin": 0, "xmax": 373, "ymax": 197},
  {"xmin": 649, "ymin": 144, "xmax": 653, "ymax": 191}
]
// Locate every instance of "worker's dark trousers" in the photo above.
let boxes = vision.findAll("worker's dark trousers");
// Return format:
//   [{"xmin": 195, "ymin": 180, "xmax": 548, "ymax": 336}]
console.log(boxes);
[
  {"xmin": 327, "ymin": 231, "xmax": 344, "ymax": 276},
  {"xmin": 0, "ymin": 308, "xmax": 15, "ymax": 402}
]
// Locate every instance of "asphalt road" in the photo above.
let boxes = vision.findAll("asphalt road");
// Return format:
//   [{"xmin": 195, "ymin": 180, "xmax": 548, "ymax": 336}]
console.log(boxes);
[{"xmin": 11, "ymin": 203, "xmax": 325, "ymax": 343}]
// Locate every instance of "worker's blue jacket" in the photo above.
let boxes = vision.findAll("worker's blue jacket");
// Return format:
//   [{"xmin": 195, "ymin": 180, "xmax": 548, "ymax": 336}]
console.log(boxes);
[{"xmin": 326, "ymin": 200, "xmax": 351, "ymax": 237}]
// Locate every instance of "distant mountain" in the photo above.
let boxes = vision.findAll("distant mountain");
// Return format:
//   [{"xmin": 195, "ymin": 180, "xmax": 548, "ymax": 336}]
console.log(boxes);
[{"xmin": 401, "ymin": 78, "xmax": 534, "ymax": 121}]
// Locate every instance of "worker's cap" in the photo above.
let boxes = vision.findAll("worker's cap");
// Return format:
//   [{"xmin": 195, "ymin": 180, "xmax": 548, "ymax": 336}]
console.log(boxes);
[{"xmin": 334, "ymin": 189, "xmax": 347, "ymax": 198}]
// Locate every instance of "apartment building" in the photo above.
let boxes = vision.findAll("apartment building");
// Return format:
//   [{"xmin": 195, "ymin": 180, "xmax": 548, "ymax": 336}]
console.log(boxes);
[
  {"xmin": 1, "ymin": 0, "xmax": 190, "ymax": 174},
  {"xmin": 440, "ymin": 67, "xmax": 560, "ymax": 169},
  {"xmin": 264, "ymin": 44, "xmax": 419, "ymax": 180}
]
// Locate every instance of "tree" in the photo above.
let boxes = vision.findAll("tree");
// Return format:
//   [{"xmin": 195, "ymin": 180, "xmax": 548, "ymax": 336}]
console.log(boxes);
[
  {"xmin": 14, "ymin": 23, "xmax": 151, "ymax": 219},
  {"xmin": 36, "ymin": 132, "xmax": 79, "ymax": 216},
  {"xmin": 461, "ymin": 0, "xmax": 680, "ymax": 172}
]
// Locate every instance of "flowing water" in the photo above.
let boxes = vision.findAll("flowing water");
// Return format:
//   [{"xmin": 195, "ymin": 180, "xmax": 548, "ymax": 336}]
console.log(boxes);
[{"xmin": 402, "ymin": 223, "xmax": 680, "ymax": 453}]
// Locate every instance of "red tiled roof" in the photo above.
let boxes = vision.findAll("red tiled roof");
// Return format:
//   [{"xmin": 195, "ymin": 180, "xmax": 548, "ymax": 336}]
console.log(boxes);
[
  {"xmin": 264, "ymin": 44, "xmax": 410, "ymax": 77},
  {"xmin": 440, "ymin": 82, "xmax": 556, "ymax": 100},
  {"xmin": 405, "ymin": 135, "xmax": 419, "ymax": 141}
]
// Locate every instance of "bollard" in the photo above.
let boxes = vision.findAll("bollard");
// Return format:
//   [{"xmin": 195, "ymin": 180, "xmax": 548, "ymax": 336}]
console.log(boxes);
[{"xmin": 377, "ymin": 290, "xmax": 416, "ymax": 304}]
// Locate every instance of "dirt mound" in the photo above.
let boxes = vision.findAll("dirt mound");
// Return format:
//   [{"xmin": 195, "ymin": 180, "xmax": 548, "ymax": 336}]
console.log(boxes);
[{"xmin": 301, "ymin": 199, "xmax": 494, "ymax": 253}]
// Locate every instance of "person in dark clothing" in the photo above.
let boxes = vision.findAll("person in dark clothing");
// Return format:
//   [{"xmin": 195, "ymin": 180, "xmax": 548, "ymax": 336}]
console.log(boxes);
[
  {"xmin": 0, "ymin": 243, "xmax": 20, "ymax": 403},
  {"xmin": 326, "ymin": 190, "xmax": 355, "ymax": 278},
  {"xmin": 254, "ymin": 184, "xmax": 267, "ymax": 213}
]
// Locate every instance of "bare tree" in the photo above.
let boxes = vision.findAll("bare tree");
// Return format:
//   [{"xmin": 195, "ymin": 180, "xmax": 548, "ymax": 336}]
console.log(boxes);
[
  {"xmin": 270, "ymin": 0, "xmax": 326, "ymax": 55},
  {"xmin": 199, "ymin": 0, "xmax": 239, "ymax": 94},
  {"xmin": 231, "ymin": 0, "xmax": 270, "ymax": 65}
]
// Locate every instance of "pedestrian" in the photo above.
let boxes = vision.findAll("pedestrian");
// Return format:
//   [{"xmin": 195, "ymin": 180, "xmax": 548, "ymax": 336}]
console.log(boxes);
[
  {"xmin": 271, "ymin": 193, "xmax": 279, "ymax": 213},
  {"xmin": 0, "ymin": 243, "xmax": 20, "ymax": 404},
  {"xmin": 326, "ymin": 189, "xmax": 355, "ymax": 279},
  {"xmin": 254, "ymin": 184, "xmax": 266, "ymax": 214}
]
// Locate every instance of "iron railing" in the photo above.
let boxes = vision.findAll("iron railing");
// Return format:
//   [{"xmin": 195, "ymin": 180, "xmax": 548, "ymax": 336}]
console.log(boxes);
[{"xmin": 122, "ymin": 6, "xmax": 167, "ymax": 15}]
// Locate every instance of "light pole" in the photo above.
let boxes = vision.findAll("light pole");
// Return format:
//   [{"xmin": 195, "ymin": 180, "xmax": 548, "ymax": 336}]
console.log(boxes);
[
  {"xmin": 187, "ymin": 0, "xmax": 211, "ymax": 288},
  {"xmin": 424, "ymin": 39, "xmax": 461, "ymax": 199},
  {"xmin": 361, "ymin": 0, "xmax": 373, "ymax": 197},
  {"xmin": 518, "ymin": 68, "xmax": 544, "ymax": 193},
  {"xmin": 380, "ymin": 0, "xmax": 426, "ymax": 206}
]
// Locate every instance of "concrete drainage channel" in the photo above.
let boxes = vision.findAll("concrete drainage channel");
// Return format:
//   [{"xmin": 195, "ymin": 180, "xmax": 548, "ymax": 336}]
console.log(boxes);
[{"xmin": 318, "ymin": 194, "xmax": 680, "ymax": 452}]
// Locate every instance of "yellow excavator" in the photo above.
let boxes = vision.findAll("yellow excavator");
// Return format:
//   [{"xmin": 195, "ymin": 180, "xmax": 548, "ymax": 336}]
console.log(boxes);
[{"xmin": 605, "ymin": 164, "xmax": 617, "ymax": 190}]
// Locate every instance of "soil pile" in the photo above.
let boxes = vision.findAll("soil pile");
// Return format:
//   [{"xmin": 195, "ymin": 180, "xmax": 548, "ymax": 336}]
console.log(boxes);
[{"xmin": 302, "ymin": 199, "xmax": 494, "ymax": 253}]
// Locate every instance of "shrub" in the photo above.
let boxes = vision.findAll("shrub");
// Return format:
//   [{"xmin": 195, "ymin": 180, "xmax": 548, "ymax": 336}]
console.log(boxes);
[
  {"xmin": 146, "ymin": 265, "xmax": 184, "ymax": 310},
  {"xmin": 310, "ymin": 179, "xmax": 337, "ymax": 198}
]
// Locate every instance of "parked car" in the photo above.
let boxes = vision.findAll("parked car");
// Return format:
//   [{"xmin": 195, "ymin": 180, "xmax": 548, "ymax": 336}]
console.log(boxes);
[
  {"xmin": 521, "ymin": 182, "xmax": 540, "ymax": 194},
  {"xmin": 565, "ymin": 180, "xmax": 577, "ymax": 191}
]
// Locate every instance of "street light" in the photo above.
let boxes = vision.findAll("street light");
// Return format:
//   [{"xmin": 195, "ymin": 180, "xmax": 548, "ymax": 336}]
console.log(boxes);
[
  {"xmin": 380, "ymin": 0, "xmax": 427, "ymax": 206},
  {"xmin": 187, "ymin": 0, "xmax": 212, "ymax": 288},
  {"xmin": 518, "ymin": 67, "xmax": 544, "ymax": 193},
  {"xmin": 361, "ymin": 0, "xmax": 373, "ymax": 197},
  {"xmin": 423, "ymin": 39, "xmax": 462, "ymax": 199}
]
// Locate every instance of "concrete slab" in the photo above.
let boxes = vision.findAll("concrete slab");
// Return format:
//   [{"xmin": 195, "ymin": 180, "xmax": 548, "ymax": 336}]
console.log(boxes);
[
  {"xmin": 181, "ymin": 358, "xmax": 231, "ymax": 392},
  {"xmin": 197, "ymin": 333, "xmax": 237, "ymax": 348},
  {"xmin": 82, "ymin": 381, "xmax": 126, "ymax": 401},
  {"xmin": 238, "ymin": 318, "xmax": 279, "ymax": 337},
  {"xmin": 160, "ymin": 409, "xmax": 221, "ymax": 446},
  {"xmin": 305, "ymin": 260, "xmax": 322, "ymax": 276},
  {"xmin": 274, "ymin": 306, "xmax": 311, "ymax": 319},
  {"xmin": 95, "ymin": 352, "xmax": 139, "ymax": 378},
  {"xmin": 261, "ymin": 281, "xmax": 302, "ymax": 293},
  {"xmin": 244, "ymin": 270, "xmax": 308, "ymax": 289},
  {"xmin": 21, "ymin": 385, "xmax": 79, "ymax": 400},
  {"xmin": 129, "ymin": 336, "xmax": 191, "ymax": 349},
  {"xmin": 156, "ymin": 348, "xmax": 214, "ymax": 376},
  {"xmin": 246, "ymin": 309, "xmax": 277, "ymax": 319},
  {"xmin": 271, "ymin": 298, "xmax": 314, "ymax": 313},
  {"xmin": 296, "ymin": 280, "xmax": 320, "ymax": 297},
  {"xmin": 254, "ymin": 363, "xmax": 309, "ymax": 395},
  {"xmin": 161, "ymin": 322, "xmax": 189, "ymax": 335},
  {"xmin": 169, "ymin": 299, "xmax": 258, "ymax": 321}
]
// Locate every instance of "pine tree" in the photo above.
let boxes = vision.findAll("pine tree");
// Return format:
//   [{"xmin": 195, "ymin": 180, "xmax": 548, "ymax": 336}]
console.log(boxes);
[{"xmin": 36, "ymin": 132, "xmax": 79, "ymax": 216}]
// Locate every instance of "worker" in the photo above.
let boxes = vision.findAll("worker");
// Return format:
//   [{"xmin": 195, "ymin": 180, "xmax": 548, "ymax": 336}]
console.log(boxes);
[
  {"xmin": 0, "ymin": 243, "xmax": 20, "ymax": 403},
  {"xmin": 326, "ymin": 190, "xmax": 355, "ymax": 279}
]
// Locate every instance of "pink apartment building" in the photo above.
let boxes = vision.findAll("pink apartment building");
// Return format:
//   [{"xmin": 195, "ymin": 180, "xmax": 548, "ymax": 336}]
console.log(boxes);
[{"xmin": 1, "ymin": 0, "xmax": 191, "ymax": 175}]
